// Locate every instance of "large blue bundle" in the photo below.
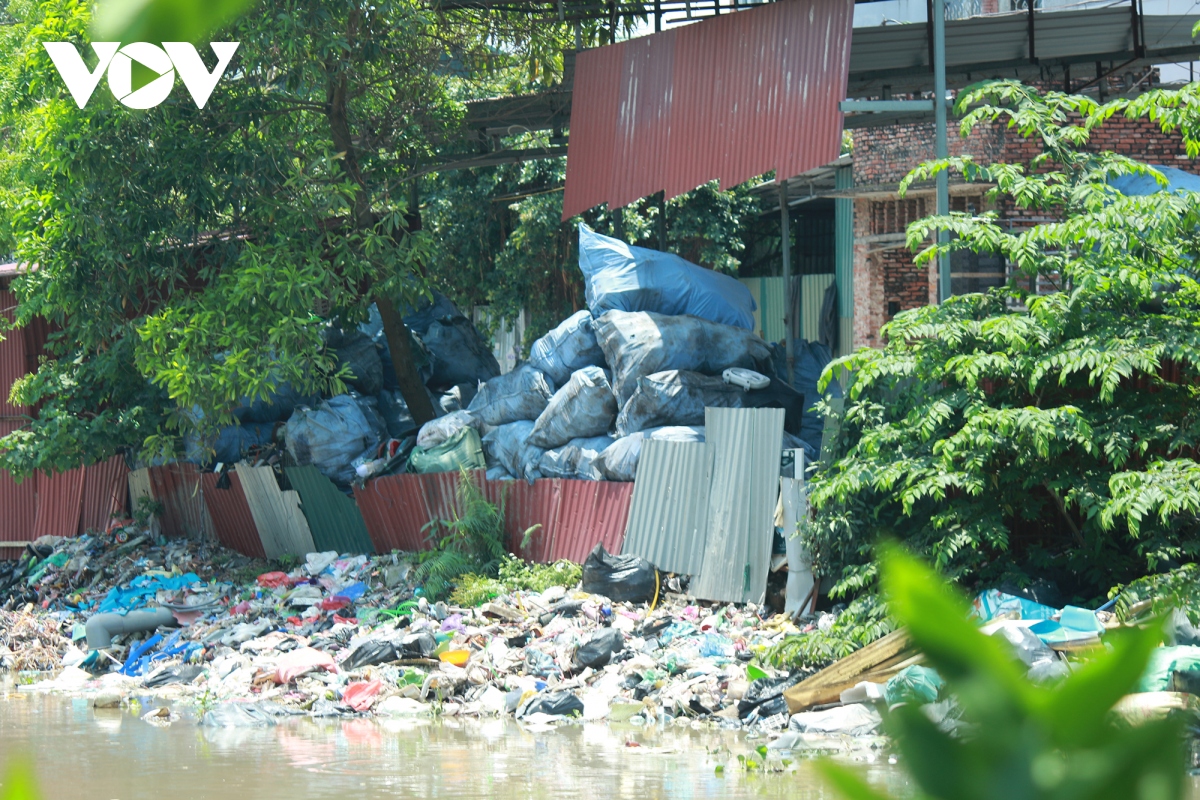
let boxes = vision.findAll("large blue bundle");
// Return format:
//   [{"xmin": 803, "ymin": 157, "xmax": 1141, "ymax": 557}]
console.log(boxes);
[{"xmin": 577, "ymin": 224, "xmax": 756, "ymax": 330}]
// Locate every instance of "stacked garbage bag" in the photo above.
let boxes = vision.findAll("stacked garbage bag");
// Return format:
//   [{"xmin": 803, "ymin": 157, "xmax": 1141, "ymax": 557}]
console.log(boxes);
[{"xmin": 403, "ymin": 225, "xmax": 827, "ymax": 483}]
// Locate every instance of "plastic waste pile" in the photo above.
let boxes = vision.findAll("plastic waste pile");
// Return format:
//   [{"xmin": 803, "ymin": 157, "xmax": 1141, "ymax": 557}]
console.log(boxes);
[{"xmin": 1, "ymin": 534, "xmax": 860, "ymax": 744}]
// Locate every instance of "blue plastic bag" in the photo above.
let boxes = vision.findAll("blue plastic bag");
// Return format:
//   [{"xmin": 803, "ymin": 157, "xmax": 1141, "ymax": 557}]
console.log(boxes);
[{"xmin": 577, "ymin": 224, "xmax": 756, "ymax": 330}]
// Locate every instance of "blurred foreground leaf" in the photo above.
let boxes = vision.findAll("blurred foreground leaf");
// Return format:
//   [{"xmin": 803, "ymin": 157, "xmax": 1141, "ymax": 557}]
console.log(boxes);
[
  {"xmin": 821, "ymin": 545, "xmax": 1185, "ymax": 800},
  {"xmin": 2, "ymin": 759, "xmax": 40, "ymax": 800},
  {"xmin": 91, "ymin": 0, "xmax": 252, "ymax": 45}
]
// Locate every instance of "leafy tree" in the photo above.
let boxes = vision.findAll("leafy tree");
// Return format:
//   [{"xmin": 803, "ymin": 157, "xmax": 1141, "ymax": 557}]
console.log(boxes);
[
  {"xmin": 807, "ymin": 81, "xmax": 1200, "ymax": 606},
  {"xmin": 0, "ymin": 0, "xmax": 577, "ymax": 474}
]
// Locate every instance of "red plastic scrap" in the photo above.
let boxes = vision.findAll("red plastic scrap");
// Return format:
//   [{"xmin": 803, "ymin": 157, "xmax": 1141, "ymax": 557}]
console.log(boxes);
[
  {"xmin": 342, "ymin": 679, "xmax": 382, "ymax": 711},
  {"xmin": 257, "ymin": 572, "xmax": 289, "ymax": 589}
]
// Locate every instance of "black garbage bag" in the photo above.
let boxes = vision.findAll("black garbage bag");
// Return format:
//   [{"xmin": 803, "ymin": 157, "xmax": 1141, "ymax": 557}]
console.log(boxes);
[
  {"xmin": 574, "ymin": 628, "xmax": 625, "ymax": 669},
  {"xmin": 143, "ymin": 664, "xmax": 205, "ymax": 688},
  {"xmin": 377, "ymin": 390, "xmax": 418, "ymax": 440},
  {"xmin": 401, "ymin": 631, "xmax": 438, "ymax": 659},
  {"xmin": 517, "ymin": 690, "xmax": 584, "ymax": 719},
  {"xmin": 332, "ymin": 331, "xmax": 385, "ymax": 396},
  {"xmin": 581, "ymin": 544, "xmax": 658, "ymax": 603},
  {"xmin": 341, "ymin": 638, "xmax": 404, "ymax": 670},
  {"xmin": 737, "ymin": 672, "xmax": 804, "ymax": 719},
  {"xmin": 423, "ymin": 317, "xmax": 501, "ymax": 390}
]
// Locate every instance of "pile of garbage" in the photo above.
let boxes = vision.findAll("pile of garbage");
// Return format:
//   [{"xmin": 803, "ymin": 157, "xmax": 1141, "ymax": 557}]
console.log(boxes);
[
  {"xmin": 190, "ymin": 225, "xmax": 836, "ymax": 489},
  {"xmin": 395, "ymin": 225, "xmax": 832, "ymax": 485},
  {"xmin": 1, "ymin": 529, "xmax": 847, "ymax": 738}
]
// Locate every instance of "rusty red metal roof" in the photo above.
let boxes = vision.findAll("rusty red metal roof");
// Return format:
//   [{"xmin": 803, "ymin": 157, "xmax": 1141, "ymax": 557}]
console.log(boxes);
[
  {"xmin": 562, "ymin": 0, "xmax": 853, "ymax": 218},
  {"xmin": 356, "ymin": 473, "xmax": 632, "ymax": 564},
  {"xmin": 77, "ymin": 456, "xmax": 129, "ymax": 534},
  {"xmin": 201, "ymin": 471, "xmax": 266, "ymax": 559}
]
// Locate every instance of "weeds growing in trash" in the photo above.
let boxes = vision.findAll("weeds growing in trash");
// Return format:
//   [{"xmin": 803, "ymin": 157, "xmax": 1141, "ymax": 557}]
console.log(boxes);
[
  {"xmin": 819, "ymin": 544, "xmax": 1186, "ymax": 800},
  {"xmin": 761, "ymin": 594, "xmax": 894, "ymax": 669},
  {"xmin": 414, "ymin": 470, "xmax": 509, "ymax": 600},
  {"xmin": 1111, "ymin": 565, "xmax": 1200, "ymax": 626}
]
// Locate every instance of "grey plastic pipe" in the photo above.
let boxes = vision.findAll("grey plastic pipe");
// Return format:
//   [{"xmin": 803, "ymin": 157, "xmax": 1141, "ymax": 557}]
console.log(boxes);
[{"xmin": 85, "ymin": 607, "xmax": 179, "ymax": 650}]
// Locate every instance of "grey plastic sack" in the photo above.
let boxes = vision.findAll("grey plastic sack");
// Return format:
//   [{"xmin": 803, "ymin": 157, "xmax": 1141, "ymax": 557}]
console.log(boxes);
[
  {"xmin": 616, "ymin": 370, "xmax": 745, "ymax": 437},
  {"xmin": 528, "ymin": 366, "xmax": 617, "ymax": 449},
  {"xmin": 185, "ymin": 423, "xmax": 274, "ymax": 466},
  {"xmin": 528, "ymin": 310, "xmax": 606, "ymax": 386},
  {"xmin": 594, "ymin": 310, "xmax": 775, "ymax": 405},
  {"xmin": 285, "ymin": 395, "xmax": 379, "ymax": 485},
  {"xmin": 596, "ymin": 426, "xmax": 704, "ymax": 482},
  {"xmin": 578, "ymin": 224, "xmax": 756, "ymax": 329},
  {"xmin": 538, "ymin": 435, "xmax": 613, "ymax": 481},
  {"xmin": 468, "ymin": 364, "xmax": 554, "ymax": 426},
  {"xmin": 235, "ymin": 383, "xmax": 318, "ymax": 424},
  {"xmin": 482, "ymin": 420, "xmax": 545, "ymax": 483}
]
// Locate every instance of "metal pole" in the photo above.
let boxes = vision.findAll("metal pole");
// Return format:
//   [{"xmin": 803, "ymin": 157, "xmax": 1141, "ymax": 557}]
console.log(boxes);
[
  {"xmin": 934, "ymin": 0, "xmax": 951, "ymax": 302},
  {"xmin": 780, "ymin": 184, "xmax": 795, "ymax": 381}
]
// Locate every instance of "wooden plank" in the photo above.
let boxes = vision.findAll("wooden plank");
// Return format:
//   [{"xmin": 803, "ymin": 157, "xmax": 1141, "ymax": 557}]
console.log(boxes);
[
  {"xmin": 784, "ymin": 628, "xmax": 914, "ymax": 713},
  {"xmin": 0, "ymin": 541, "xmax": 31, "ymax": 548},
  {"xmin": 236, "ymin": 462, "xmax": 315, "ymax": 559}
]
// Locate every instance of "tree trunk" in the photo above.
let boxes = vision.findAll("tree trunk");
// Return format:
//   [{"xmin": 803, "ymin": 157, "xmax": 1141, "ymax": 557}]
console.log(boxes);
[
  {"xmin": 376, "ymin": 296, "xmax": 437, "ymax": 424},
  {"xmin": 325, "ymin": 55, "xmax": 437, "ymax": 427}
]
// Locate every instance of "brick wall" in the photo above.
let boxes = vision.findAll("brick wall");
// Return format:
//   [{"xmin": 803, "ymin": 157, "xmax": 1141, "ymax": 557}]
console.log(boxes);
[
  {"xmin": 848, "ymin": 114, "xmax": 1198, "ymax": 348},
  {"xmin": 853, "ymin": 115, "xmax": 1194, "ymax": 187}
]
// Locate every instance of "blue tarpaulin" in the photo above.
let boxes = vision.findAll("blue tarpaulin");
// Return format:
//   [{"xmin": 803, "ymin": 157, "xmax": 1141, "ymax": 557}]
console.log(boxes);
[
  {"xmin": 1109, "ymin": 165, "xmax": 1200, "ymax": 197},
  {"xmin": 96, "ymin": 573, "xmax": 202, "ymax": 615}
]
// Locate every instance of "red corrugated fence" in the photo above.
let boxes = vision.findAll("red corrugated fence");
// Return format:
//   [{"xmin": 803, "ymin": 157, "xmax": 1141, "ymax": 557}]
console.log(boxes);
[{"xmin": 356, "ymin": 473, "xmax": 633, "ymax": 563}]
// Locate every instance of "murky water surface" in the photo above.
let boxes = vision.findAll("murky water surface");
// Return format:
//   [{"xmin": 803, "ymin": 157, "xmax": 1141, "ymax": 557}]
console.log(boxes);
[
  {"xmin": 7, "ymin": 687, "xmax": 1200, "ymax": 799},
  {"xmin": 0, "ymin": 688, "xmax": 914, "ymax": 800}
]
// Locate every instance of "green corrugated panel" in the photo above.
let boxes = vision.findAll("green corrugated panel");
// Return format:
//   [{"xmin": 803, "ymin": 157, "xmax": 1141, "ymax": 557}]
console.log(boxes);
[
  {"xmin": 285, "ymin": 465, "xmax": 376, "ymax": 555},
  {"xmin": 834, "ymin": 165, "xmax": 854, "ymax": 355},
  {"xmin": 757, "ymin": 276, "xmax": 786, "ymax": 344}
]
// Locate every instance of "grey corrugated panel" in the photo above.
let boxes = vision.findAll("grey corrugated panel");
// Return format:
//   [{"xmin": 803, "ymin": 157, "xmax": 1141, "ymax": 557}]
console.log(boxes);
[
  {"xmin": 622, "ymin": 440, "xmax": 709, "ymax": 576},
  {"xmin": 692, "ymin": 408, "xmax": 785, "ymax": 605},
  {"xmin": 237, "ymin": 462, "xmax": 315, "ymax": 559},
  {"xmin": 801, "ymin": 274, "xmax": 837, "ymax": 344},
  {"xmin": 285, "ymin": 466, "xmax": 375, "ymax": 555}
]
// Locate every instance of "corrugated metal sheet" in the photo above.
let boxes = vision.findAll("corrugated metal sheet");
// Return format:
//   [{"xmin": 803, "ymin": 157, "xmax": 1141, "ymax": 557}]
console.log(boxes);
[
  {"xmin": 781, "ymin": 473, "xmax": 815, "ymax": 616},
  {"xmin": 801, "ymin": 274, "xmax": 837, "ymax": 344},
  {"xmin": 237, "ymin": 462, "xmax": 315, "ymax": 559},
  {"xmin": 547, "ymin": 479, "xmax": 631, "ymax": 562},
  {"xmin": 494, "ymin": 478, "xmax": 559, "ymax": 563},
  {"xmin": 0, "ymin": 420, "xmax": 37, "ymax": 547},
  {"xmin": 740, "ymin": 277, "xmax": 788, "ymax": 345},
  {"xmin": 622, "ymin": 440, "xmax": 709, "ymax": 575},
  {"xmin": 77, "ymin": 456, "xmax": 128, "ymax": 534},
  {"xmin": 834, "ymin": 165, "xmax": 854, "ymax": 356},
  {"xmin": 0, "ymin": 289, "xmax": 29, "ymax": 417},
  {"xmin": 473, "ymin": 307, "xmax": 527, "ymax": 375},
  {"xmin": 285, "ymin": 466, "xmax": 375, "ymax": 555},
  {"xmin": 200, "ymin": 471, "xmax": 265, "ymax": 559},
  {"xmin": 692, "ymin": 408, "xmax": 784, "ymax": 604},
  {"xmin": 146, "ymin": 463, "xmax": 213, "ymax": 539},
  {"xmin": 562, "ymin": 0, "xmax": 854, "ymax": 218},
  {"xmin": 356, "ymin": 473, "xmax": 632, "ymax": 563},
  {"xmin": 355, "ymin": 470, "xmax": 469, "ymax": 553},
  {"xmin": 31, "ymin": 465, "xmax": 84, "ymax": 539}
]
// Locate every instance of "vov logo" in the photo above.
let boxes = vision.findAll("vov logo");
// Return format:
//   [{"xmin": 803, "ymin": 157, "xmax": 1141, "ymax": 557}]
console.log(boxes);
[{"xmin": 42, "ymin": 42, "xmax": 240, "ymax": 110}]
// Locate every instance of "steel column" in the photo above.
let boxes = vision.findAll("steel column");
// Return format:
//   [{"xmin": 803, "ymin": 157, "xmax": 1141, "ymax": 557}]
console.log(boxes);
[{"xmin": 934, "ymin": 0, "xmax": 951, "ymax": 302}]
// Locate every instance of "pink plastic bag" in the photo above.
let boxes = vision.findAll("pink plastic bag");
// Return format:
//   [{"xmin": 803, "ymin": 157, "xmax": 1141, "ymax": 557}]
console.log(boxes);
[
  {"xmin": 342, "ymin": 679, "xmax": 383, "ymax": 711},
  {"xmin": 273, "ymin": 647, "xmax": 338, "ymax": 683}
]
